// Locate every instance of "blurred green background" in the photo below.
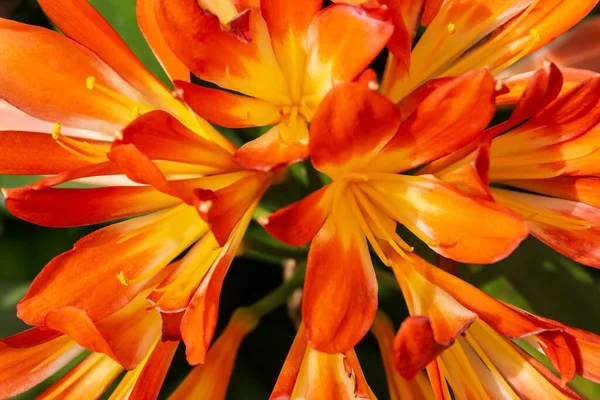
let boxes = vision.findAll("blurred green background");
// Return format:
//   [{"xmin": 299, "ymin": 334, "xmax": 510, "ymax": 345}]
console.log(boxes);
[{"xmin": 2, "ymin": 1, "xmax": 600, "ymax": 398}]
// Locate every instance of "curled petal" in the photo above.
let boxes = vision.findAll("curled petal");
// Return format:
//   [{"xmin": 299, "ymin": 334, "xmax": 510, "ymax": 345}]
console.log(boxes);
[
  {"xmin": 309, "ymin": 82, "xmax": 401, "ymax": 178},
  {"xmin": 371, "ymin": 69, "xmax": 495, "ymax": 173},
  {"xmin": 262, "ymin": 185, "xmax": 331, "ymax": 246}
]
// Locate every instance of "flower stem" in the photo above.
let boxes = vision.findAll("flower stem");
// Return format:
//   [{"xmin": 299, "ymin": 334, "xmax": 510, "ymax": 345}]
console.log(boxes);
[{"xmin": 248, "ymin": 263, "xmax": 306, "ymax": 318}]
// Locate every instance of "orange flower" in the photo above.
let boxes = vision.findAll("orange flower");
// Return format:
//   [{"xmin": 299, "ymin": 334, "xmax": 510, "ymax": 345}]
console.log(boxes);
[
  {"xmin": 0, "ymin": 1, "xmax": 275, "ymax": 366},
  {"xmin": 389, "ymin": 252, "xmax": 600, "ymax": 398},
  {"xmin": 371, "ymin": 312, "xmax": 435, "ymax": 400},
  {"xmin": 0, "ymin": 292, "xmax": 178, "ymax": 399},
  {"xmin": 263, "ymin": 75, "xmax": 528, "ymax": 353},
  {"xmin": 154, "ymin": 0, "xmax": 394, "ymax": 171},
  {"xmin": 168, "ymin": 308, "xmax": 258, "ymax": 400},
  {"xmin": 375, "ymin": 0, "xmax": 599, "ymax": 104},
  {"xmin": 270, "ymin": 324, "xmax": 375, "ymax": 400},
  {"xmin": 423, "ymin": 63, "xmax": 600, "ymax": 268}
]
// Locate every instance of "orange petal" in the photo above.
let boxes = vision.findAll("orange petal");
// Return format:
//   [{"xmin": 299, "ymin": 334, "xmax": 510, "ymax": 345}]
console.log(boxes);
[
  {"xmin": 172, "ymin": 309, "xmax": 256, "ymax": 399},
  {"xmin": 0, "ymin": 19, "xmax": 134, "ymax": 132},
  {"xmin": 262, "ymin": 185, "xmax": 331, "ymax": 246},
  {"xmin": 503, "ymin": 16, "xmax": 600, "ymax": 77},
  {"xmin": 155, "ymin": 1, "xmax": 288, "ymax": 103},
  {"xmin": 303, "ymin": 4, "xmax": 393, "ymax": 97},
  {"xmin": 4, "ymin": 185, "xmax": 180, "ymax": 227},
  {"xmin": 303, "ymin": 200, "xmax": 378, "ymax": 353},
  {"xmin": 43, "ymin": 295, "xmax": 161, "ymax": 370},
  {"xmin": 174, "ymin": 80, "xmax": 281, "ymax": 128},
  {"xmin": 37, "ymin": 352, "xmax": 122, "ymax": 400},
  {"xmin": 270, "ymin": 324, "xmax": 309, "ymax": 399},
  {"xmin": 0, "ymin": 131, "xmax": 91, "ymax": 175},
  {"xmin": 115, "ymin": 110, "xmax": 237, "ymax": 171},
  {"xmin": 491, "ymin": 76, "xmax": 600, "ymax": 157},
  {"xmin": 261, "ymin": 0, "xmax": 321, "ymax": 97},
  {"xmin": 194, "ymin": 173, "xmax": 268, "ymax": 246},
  {"xmin": 136, "ymin": 0, "xmax": 189, "ymax": 83},
  {"xmin": 309, "ymin": 82, "xmax": 401, "ymax": 178},
  {"xmin": 371, "ymin": 313, "xmax": 436, "ymax": 400},
  {"xmin": 0, "ymin": 330, "xmax": 82, "ymax": 399},
  {"xmin": 371, "ymin": 69, "xmax": 495, "ymax": 174},
  {"xmin": 372, "ymin": 175, "xmax": 528, "ymax": 263},
  {"xmin": 393, "ymin": 316, "xmax": 450, "ymax": 380},
  {"xmin": 128, "ymin": 341, "xmax": 179, "ymax": 399},
  {"xmin": 17, "ymin": 205, "xmax": 204, "ymax": 326},
  {"xmin": 233, "ymin": 122, "xmax": 309, "ymax": 171},
  {"xmin": 181, "ymin": 210, "xmax": 253, "ymax": 364},
  {"xmin": 37, "ymin": 0, "xmax": 178, "ymax": 111},
  {"xmin": 506, "ymin": 177, "xmax": 600, "ymax": 209}
]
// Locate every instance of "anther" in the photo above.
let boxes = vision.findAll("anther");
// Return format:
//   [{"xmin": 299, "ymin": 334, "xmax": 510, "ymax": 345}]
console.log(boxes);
[
  {"xmin": 86, "ymin": 76, "xmax": 96, "ymax": 90},
  {"xmin": 131, "ymin": 106, "xmax": 141, "ymax": 119},
  {"xmin": 447, "ymin": 23, "xmax": 456, "ymax": 35},
  {"xmin": 530, "ymin": 28, "xmax": 541, "ymax": 42},
  {"xmin": 116, "ymin": 271, "xmax": 129, "ymax": 286},
  {"xmin": 52, "ymin": 123, "xmax": 62, "ymax": 140}
]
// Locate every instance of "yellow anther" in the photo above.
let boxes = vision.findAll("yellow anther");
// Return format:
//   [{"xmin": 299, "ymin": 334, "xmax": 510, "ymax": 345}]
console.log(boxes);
[
  {"xmin": 52, "ymin": 123, "xmax": 61, "ymax": 140},
  {"xmin": 86, "ymin": 76, "xmax": 96, "ymax": 90},
  {"xmin": 530, "ymin": 28, "xmax": 541, "ymax": 43},
  {"xmin": 447, "ymin": 23, "xmax": 456, "ymax": 35},
  {"xmin": 116, "ymin": 271, "xmax": 129, "ymax": 286},
  {"xmin": 131, "ymin": 106, "xmax": 141, "ymax": 119}
]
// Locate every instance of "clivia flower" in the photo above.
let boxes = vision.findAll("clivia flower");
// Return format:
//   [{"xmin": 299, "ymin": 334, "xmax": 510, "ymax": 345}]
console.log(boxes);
[
  {"xmin": 0, "ymin": 0, "xmax": 274, "ymax": 367},
  {"xmin": 388, "ymin": 252, "xmax": 600, "ymax": 399},
  {"xmin": 154, "ymin": 0, "xmax": 394, "ymax": 170},
  {"xmin": 263, "ymin": 72, "xmax": 529, "ymax": 353},
  {"xmin": 422, "ymin": 63, "xmax": 600, "ymax": 268}
]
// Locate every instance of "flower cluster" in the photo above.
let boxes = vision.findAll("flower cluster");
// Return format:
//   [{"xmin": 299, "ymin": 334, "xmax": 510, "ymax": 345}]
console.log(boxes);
[{"xmin": 1, "ymin": 0, "xmax": 600, "ymax": 398}]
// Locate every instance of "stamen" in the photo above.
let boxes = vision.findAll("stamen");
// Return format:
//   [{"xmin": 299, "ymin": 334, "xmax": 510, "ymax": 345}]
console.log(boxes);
[
  {"xmin": 447, "ymin": 23, "xmax": 456, "ymax": 35},
  {"xmin": 86, "ymin": 75, "xmax": 150, "ymax": 114},
  {"xmin": 345, "ymin": 187, "xmax": 391, "ymax": 266},
  {"xmin": 116, "ymin": 271, "xmax": 129, "ymax": 287},
  {"xmin": 51, "ymin": 123, "xmax": 108, "ymax": 163}
]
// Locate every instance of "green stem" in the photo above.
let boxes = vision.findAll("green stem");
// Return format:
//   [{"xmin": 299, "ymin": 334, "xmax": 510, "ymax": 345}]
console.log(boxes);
[{"xmin": 248, "ymin": 263, "xmax": 306, "ymax": 318}]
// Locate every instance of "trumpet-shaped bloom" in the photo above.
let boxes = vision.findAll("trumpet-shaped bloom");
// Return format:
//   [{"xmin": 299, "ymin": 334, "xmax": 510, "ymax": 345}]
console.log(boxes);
[
  {"xmin": 0, "ymin": 1, "xmax": 275, "ymax": 367},
  {"xmin": 389, "ymin": 252, "xmax": 600, "ymax": 398},
  {"xmin": 371, "ymin": 312, "xmax": 435, "ymax": 400},
  {"xmin": 376, "ymin": 0, "xmax": 599, "ymax": 103},
  {"xmin": 270, "ymin": 324, "xmax": 375, "ymax": 400},
  {"xmin": 423, "ymin": 64, "xmax": 600, "ymax": 268},
  {"xmin": 154, "ymin": 0, "xmax": 394, "ymax": 171},
  {"xmin": 264, "ymin": 74, "xmax": 528, "ymax": 353},
  {"xmin": 168, "ymin": 308, "xmax": 258, "ymax": 400}
]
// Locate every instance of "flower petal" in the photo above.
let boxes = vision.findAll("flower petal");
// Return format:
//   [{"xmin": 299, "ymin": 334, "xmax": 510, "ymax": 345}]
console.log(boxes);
[
  {"xmin": 4, "ymin": 185, "xmax": 180, "ymax": 227},
  {"xmin": 261, "ymin": 0, "xmax": 321, "ymax": 97},
  {"xmin": 0, "ymin": 18, "xmax": 135, "ymax": 132},
  {"xmin": 309, "ymin": 82, "xmax": 401, "ymax": 178},
  {"xmin": 505, "ymin": 177, "xmax": 600, "ymax": 209},
  {"xmin": 303, "ymin": 4, "xmax": 393, "ymax": 97},
  {"xmin": 43, "ymin": 294, "xmax": 161, "ymax": 369},
  {"xmin": 37, "ymin": 0, "xmax": 178, "ymax": 111},
  {"xmin": 233, "ymin": 121, "xmax": 310, "ymax": 171},
  {"xmin": 0, "ymin": 131, "xmax": 91, "ymax": 175},
  {"xmin": 113, "ymin": 110, "xmax": 237, "ymax": 171},
  {"xmin": 194, "ymin": 172, "xmax": 268, "ymax": 246},
  {"xmin": 155, "ymin": 1, "xmax": 289, "ymax": 103},
  {"xmin": 303, "ymin": 199, "xmax": 378, "ymax": 353},
  {"xmin": 136, "ymin": 0, "xmax": 189, "ymax": 83},
  {"xmin": 181, "ymin": 210, "xmax": 253, "ymax": 365},
  {"xmin": 262, "ymin": 185, "xmax": 331, "ymax": 246},
  {"xmin": 17, "ymin": 205, "xmax": 204, "ymax": 325},
  {"xmin": 270, "ymin": 324, "xmax": 309, "ymax": 399},
  {"xmin": 371, "ymin": 69, "xmax": 495, "ymax": 173},
  {"xmin": 126, "ymin": 340, "xmax": 178, "ymax": 400},
  {"xmin": 371, "ymin": 175, "xmax": 528, "ymax": 263},
  {"xmin": 0, "ymin": 331, "xmax": 81, "ymax": 399},
  {"xmin": 174, "ymin": 80, "xmax": 281, "ymax": 128}
]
